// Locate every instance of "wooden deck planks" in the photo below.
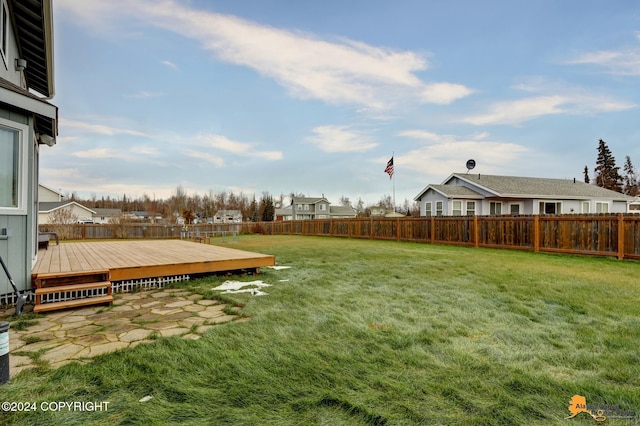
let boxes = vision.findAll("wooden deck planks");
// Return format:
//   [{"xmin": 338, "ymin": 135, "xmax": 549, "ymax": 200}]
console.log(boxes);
[{"xmin": 32, "ymin": 240, "xmax": 275, "ymax": 283}]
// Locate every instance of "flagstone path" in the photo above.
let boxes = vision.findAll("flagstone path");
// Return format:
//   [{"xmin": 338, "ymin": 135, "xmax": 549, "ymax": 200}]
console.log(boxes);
[{"xmin": 0, "ymin": 289, "xmax": 245, "ymax": 378}]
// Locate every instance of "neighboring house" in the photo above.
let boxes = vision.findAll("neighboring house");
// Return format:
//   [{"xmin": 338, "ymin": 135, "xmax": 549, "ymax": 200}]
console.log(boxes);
[
  {"xmin": 0, "ymin": 0, "xmax": 57, "ymax": 295},
  {"xmin": 370, "ymin": 206, "xmax": 388, "ymax": 217},
  {"xmin": 291, "ymin": 197, "xmax": 331, "ymax": 220},
  {"xmin": 92, "ymin": 208, "xmax": 122, "ymax": 224},
  {"xmin": 414, "ymin": 173, "xmax": 632, "ymax": 217},
  {"xmin": 38, "ymin": 202, "xmax": 96, "ymax": 224},
  {"xmin": 127, "ymin": 211, "xmax": 163, "ymax": 222},
  {"xmin": 329, "ymin": 205, "xmax": 358, "ymax": 219},
  {"xmin": 214, "ymin": 210, "xmax": 242, "ymax": 223},
  {"xmin": 275, "ymin": 197, "xmax": 357, "ymax": 220},
  {"xmin": 38, "ymin": 183, "xmax": 64, "ymax": 202}
]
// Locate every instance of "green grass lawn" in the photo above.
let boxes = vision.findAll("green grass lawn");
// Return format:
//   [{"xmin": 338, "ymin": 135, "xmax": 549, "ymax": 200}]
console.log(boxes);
[{"xmin": 1, "ymin": 235, "xmax": 639, "ymax": 425}]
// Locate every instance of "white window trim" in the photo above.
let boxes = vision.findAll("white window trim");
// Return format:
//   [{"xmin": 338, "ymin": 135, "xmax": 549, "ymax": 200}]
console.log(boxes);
[
  {"xmin": 466, "ymin": 201, "xmax": 476, "ymax": 215},
  {"xmin": 539, "ymin": 201, "xmax": 563, "ymax": 215},
  {"xmin": 436, "ymin": 201, "xmax": 443, "ymax": 216},
  {"xmin": 0, "ymin": 117, "xmax": 29, "ymax": 215},
  {"xmin": 425, "ymin": 202, "xmax": 432, "ymax": 216},
  {"xmin": 490, "ymin": 201, "xmax": 502, "ymax": 215},
  {"xmin": 595, "ymin": 201, "xmax": 609, "ymax": 213},
  {"xmin": 582, "ymin": 201, "xmax": 590, "ymax": 214},
  {"xmin": 509, "ymin": 202, "xmax": 522, "ymax": 215},
  {"xmin": 452, "ymin": 200, "xmax": 462, "ymax": 216}
]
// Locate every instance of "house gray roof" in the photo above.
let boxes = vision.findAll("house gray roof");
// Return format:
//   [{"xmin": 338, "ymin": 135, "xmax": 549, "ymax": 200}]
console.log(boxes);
[
  {"xmin": 39, "ymin": 201, "xmax": 95, "ymax": 214},
  {"xmin": 329, "ymin": 206, "xmax": 357, "ymax": 216},
  {"xmin": 428, "ymin": 184, "xmax": 485, "ymax": 198},
  {"xmin": 452, "ymin": 173, "xmax": 631, "ymax": 200},
  {"xmin": 93, "ymin": 208, "xmax": 121, "ymax": 217},
  {"xmin": 415, "ymin": 173, "xmax": 632, "ymax": 201},
  {"xmin": 291, "ymin": 197, "xmax": 329, "ymax": 204}
]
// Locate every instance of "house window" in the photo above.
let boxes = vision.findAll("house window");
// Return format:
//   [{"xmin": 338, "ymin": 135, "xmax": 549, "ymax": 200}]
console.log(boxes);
[
  {"xmin": 490, "ymin": 202, "xmax": 502, "ymax": 215},
  {"xmin": 297, "ymin": 204, "xmax": 302, "ymax": 210},
  {"xmin": 436, "ymin": 201, "xmax": 443, "ymax": 216},
  {"xmin": 0, "ymin": 119, "xmax": 28, "ymax": 213},
  {"xmin": 304, "ymin": 204, "xmax": 309, "ymax": 211},
  {"xmin": 510, "ymin": 204, "xmax": 520, "ymax": 215},
  {"xmin": 539, "ymin": 201, "xmax": 562, "ymax": 215},
  {"xmin": 1, "ymin": 1, "xmax": 7, "ymax": 67},
  {"xmin": 425, "ymin": 202, "xmax": 432, "ymax": 217},
  {"xmin": 582, "ymin": 202, "xmax": 590, "ymax": 213},
  {"xmin": 466, "ymin": 201, "xmax": 475, "ymax": 215},
  {"xmin": 452, "ymin": 200, "xmax": 462, "ymax": 216},
  {"xmin": 319, "ymin": 204, "xmax": 326, "ymax": 211},
  {"xmin": 596, "ymin": 202, "xmax": 609, "ymax": 213}
]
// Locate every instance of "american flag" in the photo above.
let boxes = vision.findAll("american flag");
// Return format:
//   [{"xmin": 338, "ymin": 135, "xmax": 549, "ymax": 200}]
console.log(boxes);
[{"xmin": 384, "ymin": 157, "xmax": 394, "ymax": 179}]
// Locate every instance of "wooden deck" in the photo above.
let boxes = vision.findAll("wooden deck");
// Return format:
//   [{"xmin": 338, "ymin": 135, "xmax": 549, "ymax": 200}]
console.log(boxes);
[{"xmin": 32, "ymin": 240, "xmax": 276, "ymax": 282}]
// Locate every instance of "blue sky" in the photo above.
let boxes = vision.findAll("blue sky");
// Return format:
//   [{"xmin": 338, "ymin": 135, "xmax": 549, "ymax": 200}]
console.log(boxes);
[{"xmin": 42, "ymin": 0, "xmax": 640, "ymax": 207}]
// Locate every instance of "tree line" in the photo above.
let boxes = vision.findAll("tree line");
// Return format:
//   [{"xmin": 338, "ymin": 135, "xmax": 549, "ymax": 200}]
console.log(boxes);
[
  {"xmin": 66, "ymin": 187, "xmax": 419, "ymax": 224},
  {"xmin": 584, "ymin": 139, "xmax": 639, "ymax": 196}
]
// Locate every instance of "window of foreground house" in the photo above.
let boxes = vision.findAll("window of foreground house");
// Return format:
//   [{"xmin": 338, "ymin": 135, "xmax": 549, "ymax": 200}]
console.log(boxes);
[{"xmin": 0, "ymin": 119, "xmax": 28, "ymax": 213}]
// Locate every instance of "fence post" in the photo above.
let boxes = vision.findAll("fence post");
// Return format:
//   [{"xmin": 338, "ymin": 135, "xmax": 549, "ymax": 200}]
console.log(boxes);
[
  {"xmin": 397, "ymin": 218, "xmax": 401, "ymax": 241},
  {"xmin": 370, "ymin": 217, "xmax": 373, "ymax": 239},
  {"xmin": 430, "ymin": 216, "xmax": 435, "ymax": 243},
  {"xmin": 533, "ymin": 215, "xmax": 540, "ymax": 252},
  {"xmin": 473, "ymin": 215, "xmax": 479, "ymax": 248},
  {"xmin": 617, "ymin": 213, "xmax": 625, "ymax": 260}
]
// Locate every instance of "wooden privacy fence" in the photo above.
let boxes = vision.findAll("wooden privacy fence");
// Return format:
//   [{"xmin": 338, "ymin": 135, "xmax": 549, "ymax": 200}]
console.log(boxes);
[{"xmin": 40, "ymin": 214, "xmax": 640, "ymax": 260}]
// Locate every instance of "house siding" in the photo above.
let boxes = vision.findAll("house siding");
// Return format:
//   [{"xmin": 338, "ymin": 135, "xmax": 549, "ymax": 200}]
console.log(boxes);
[{"xmin": 0, "ymin": 109, "xmax": 36, "ymax": 293}]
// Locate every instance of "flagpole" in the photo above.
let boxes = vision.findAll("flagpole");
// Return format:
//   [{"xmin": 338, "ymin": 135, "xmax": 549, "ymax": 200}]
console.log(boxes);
[{"xmin": 392, "ymin": 152, "xmax": 395, "ymax": 213}]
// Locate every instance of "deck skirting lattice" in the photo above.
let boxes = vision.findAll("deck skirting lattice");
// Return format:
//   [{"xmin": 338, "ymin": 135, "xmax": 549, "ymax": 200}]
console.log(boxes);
[{"xmin": 111, "ymin": 275, "xmax": 190, "ymax": 294}]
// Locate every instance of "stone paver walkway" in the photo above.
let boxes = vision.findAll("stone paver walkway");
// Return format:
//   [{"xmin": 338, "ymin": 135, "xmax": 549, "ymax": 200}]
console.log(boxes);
[{"xmin": 0, "ymin": 289, "xmax": 245, "ymax": 378}]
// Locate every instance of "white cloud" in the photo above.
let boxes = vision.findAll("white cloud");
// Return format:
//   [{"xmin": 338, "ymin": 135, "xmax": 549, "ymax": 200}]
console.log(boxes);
[
  {"xmin": 462, "ymin": 86, "xmax": 635, "ymax": 126},
  {"xmin": 161, "ymin": 60, "xmax": 178, "ymax": 69},
  {"xmin": 395, "ymin": 132, "xmax": 528, "ymax": 178},
  {"xmin": 398, "ymin": 130, "xmax": 450, "ymax": 142},
  {"xmin": 196, "ymin": 134, "xmax": 283, "ymax": 160},
  {"xmin": 463, "ymin": 95, "xmax": 568, "ymax": 126},
  {"xmin": 567, "ymin": 48, "xmax": 640, "ymax": 75},
  {"xmin": 55, "ymin": 0, "xmax": 473, "ymax": 109},
  {"xmin": 306, "ymin": 125, "xmax": 378, "ymax": 153},
  {"xmin": 420, "ymin": 83, "xmax": 474, "ymax": 105},
  {"xmin": 125, "ymin": 90, "xmax": 165, "ymax": 99},
  {"xmin": 185, "ymin": 150, "xmax": 225, "ymax": 167},
  {"xmin": 60, "ymin": 118, "xmax": 150, "ymax": 137},
  {"xmin": 73, "ymin": 147, "xmax": 123, "ymax": 159}
]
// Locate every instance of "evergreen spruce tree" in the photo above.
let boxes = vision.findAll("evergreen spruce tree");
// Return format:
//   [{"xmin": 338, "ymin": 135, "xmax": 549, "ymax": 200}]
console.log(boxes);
[
  {"xmin": 623, "ymin": 155, "xmax": 639, "ymax": 196},
  {"xmin": 594, "ymin": 139, "xmax": 622, "ymax": 192},
  {"xmin": 250, "ymin": 196, "xmax": 259, "ymax": 222},
  {"xmin": 583, "ymin": 165, "xmax": 590, "ymax": 184},
  {"xmin": 259, "ymin": 194, "xmax": 275, "ymax": 222}
]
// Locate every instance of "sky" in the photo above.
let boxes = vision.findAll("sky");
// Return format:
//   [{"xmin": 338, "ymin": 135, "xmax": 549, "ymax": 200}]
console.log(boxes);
[{"xmin": 41, "ymin": 0, "xmax": 640, "ymax": 207}]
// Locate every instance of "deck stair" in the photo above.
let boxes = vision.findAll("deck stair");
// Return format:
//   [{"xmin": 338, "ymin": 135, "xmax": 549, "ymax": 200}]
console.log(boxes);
[{"xmin": 33, "ymin": 269, "xmax": 113, "ymax": 313}]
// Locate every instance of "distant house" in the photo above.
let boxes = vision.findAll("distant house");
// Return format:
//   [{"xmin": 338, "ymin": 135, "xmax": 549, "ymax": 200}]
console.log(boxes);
[
  {"xmin": 369, "ymin": 206, "xmax": 388, "ymax": 217},
  {"xmin": 0, "ymin": 0, "xmax": 57, "ymax": 295},
  {"xmin": 414, "ymin": 173, "xmax": 632, "ymax": 216},
  {"xmin": 214, "ymin": 210, "xmax": 242, "ymax": 223},
  {"xmin": 275, "ymin": 197, "xmax": 357, "ymax": 220},
  {"xmin": 92, "ymin": 208, "xmax": 122, "ymax": 224},
  {"xmin": 128, "ymin": 211, "xmax": 163, "ymax": 223},
  {"xmin": 39, "ymin": 202, "xmax": 96, "ymax": 224},
  {"xmin": 38, "ymin": 184, "xmax": 65, "ymax": 202}
]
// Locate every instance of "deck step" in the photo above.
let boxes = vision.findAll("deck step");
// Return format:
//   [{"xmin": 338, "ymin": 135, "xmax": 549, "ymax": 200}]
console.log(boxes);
[
  {"xmin": 35, "ymin": 281, "xmax": 111, "ymax": 295},
  {"xmin": 33, "ymin": 295, "xmax": 114, "ymax": 313},
  {"xmin": 34, "ymin": 269, "xmax": 110, "ymax": 288}
]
